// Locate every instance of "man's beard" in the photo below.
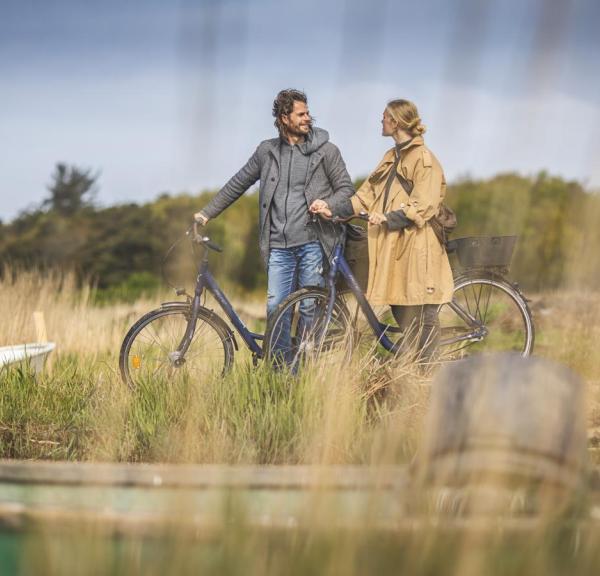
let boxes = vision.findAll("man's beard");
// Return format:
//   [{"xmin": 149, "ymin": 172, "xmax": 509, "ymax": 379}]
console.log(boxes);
[{"xmin": 284, "ymin": 121, "xmax": 312, "ymax": 138}]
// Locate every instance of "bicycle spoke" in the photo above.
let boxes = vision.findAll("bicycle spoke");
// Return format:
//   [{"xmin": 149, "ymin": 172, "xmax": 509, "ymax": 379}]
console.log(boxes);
[
  {"xmin": 480, "ymin": 282, "xmax": 493, "ymax": 324},
  {"xmin": 136, "ymin": 323, "xmax": 172, "ymax": 355},
  {"xmin": 469, "ymin": 281, "xmax": 483, "ymax": 322}
]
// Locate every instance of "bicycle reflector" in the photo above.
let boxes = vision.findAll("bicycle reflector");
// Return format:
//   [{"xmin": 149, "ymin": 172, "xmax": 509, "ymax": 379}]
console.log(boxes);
[{"xmin": 132, "ymin": 355, "xmax": 141, "ymax": 369}]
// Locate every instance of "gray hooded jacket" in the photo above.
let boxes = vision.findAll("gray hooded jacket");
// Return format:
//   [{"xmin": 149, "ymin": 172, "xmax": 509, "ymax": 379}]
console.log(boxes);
[{"xmin": 200, "ymin": 128, "xmax": 355, "ymax": 265}]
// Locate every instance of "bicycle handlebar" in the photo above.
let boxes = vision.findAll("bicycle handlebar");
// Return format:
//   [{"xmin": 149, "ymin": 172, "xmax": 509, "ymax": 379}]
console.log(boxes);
[
  {"xmin": 189, "ymin": 210, "xmax": 368, "ymax": 254},
  {"xmin": 310, "ymin": 211, "xmax": 369, "ymax": 225},
  {"xmin": 333, "ymin": 211, "xmax": 369, "ymax": 224},
  {"xmin": 190, "ymin": 222, "xmax": 223, "ymax": 252}
]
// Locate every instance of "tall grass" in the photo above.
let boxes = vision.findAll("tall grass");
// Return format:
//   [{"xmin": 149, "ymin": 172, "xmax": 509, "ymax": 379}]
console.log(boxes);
[
  {"xmin": 0, "ymin": 355, "xmax": 427, "ymax": 465},
  {"xmin": 0, "ymin": 267, "xmax": 429, "ymax": 463},
  {"xmin": 1, "ymin": 267, "xmax": 599, "ymax": 465}
]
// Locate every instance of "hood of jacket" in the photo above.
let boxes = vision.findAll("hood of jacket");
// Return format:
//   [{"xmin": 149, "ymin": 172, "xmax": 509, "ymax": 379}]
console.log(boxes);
[{"xmin": 298, "ymin": 127, "xmax": 329, "ymax": 155}]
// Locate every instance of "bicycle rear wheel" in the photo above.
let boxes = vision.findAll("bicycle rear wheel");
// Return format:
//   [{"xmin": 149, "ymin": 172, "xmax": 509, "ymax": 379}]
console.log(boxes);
[
  {"xmin": 438, "ymin": 276, "xmax": 534, "ymax": 359},
  {"xmin": 119, "ymin": 304, "xmax": 234, "ymax": 390},
  {"xmin": 263, "ymin": 288, "xmax": 355, "ymax": 370}
]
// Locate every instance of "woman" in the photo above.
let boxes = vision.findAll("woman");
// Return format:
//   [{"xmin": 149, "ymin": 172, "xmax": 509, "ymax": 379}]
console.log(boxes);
[{"xmin": 310, "ymin": 99, "xmax": 453, "ymax": 361}]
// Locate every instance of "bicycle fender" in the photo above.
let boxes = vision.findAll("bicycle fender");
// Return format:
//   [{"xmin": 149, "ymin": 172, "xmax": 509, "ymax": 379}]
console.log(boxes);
[{"xmin": 159, "ymin": 301, "xmax": 190, "ymax": 310}]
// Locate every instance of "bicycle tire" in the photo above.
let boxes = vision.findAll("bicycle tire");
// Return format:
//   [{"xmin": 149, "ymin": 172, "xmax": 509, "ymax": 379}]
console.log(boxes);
[
  {"xmin": 438, "ymin": 276, "xmax": 535, "ymax": 359},
  {"xmin": 119, "ymin": 304, "xmax": 235, "ymax": 390},
  {"xmin": 263, "ymin": 287, "xmax": 355, "ymax": 370}
]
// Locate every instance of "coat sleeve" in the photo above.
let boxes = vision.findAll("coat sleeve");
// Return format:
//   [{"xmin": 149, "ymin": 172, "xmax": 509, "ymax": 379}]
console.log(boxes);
[
  {"xmin": 385, "ymin": 209, "xmax": 411, "ymax": 230},
  {"xmin": 329, "ymin": 153, "xmax": 386, "ymax": 218},
  {"xmin": 322, "ymin": 145, "xmax": 356, "ymax": 219},
  {"xmin": 402, "ymin": 151, "xmax": 444, "ymax": 229},
  {"xmin": 200, "ymin": 146, "xmax": 261, "ymax": 219},
  {"xmin": 349, "ymin": 178, "xmax": 377, "ymax": 216},
  {"xmin": 347, "ymin": 154, "xmax": 390, "ymax": 216}
]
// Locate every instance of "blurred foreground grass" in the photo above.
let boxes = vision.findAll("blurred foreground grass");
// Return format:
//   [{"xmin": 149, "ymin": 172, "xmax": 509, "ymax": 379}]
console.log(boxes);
[{"xmin": 1, "ymin": 516, "xmax": 600, "ymax": 575}]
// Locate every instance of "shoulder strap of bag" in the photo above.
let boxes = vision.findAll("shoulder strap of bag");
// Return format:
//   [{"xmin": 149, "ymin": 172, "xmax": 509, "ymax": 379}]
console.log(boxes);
[{"xmin": 395, "ymin": 171, "xmax": 413, "ymax": 196}]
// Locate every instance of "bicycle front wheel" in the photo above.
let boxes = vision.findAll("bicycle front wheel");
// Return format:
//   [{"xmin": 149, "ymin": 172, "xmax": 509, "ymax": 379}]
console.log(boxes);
[
  {"xmin": 263, "ymin": 288, "xmax": 355, "ymax": 370},
  {"xmin": 438, "ymin": 276, "xmax": 534, "ymax": 359},
  {"xmin": 119, "ymin": 304, "xmax": 235, "ymax": 390}
]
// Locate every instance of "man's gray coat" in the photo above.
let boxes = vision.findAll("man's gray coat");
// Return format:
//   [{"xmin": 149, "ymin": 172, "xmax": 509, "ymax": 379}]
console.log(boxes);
[{"xmin": 200, "ymin": 128, "xmax": 355, "ymax": 264}]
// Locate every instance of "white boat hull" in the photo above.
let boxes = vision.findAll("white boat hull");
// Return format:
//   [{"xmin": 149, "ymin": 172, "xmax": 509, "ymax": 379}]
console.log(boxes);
[{"xmin": 0, "ymin": 343, "xmax": 56, "ymax": 373}]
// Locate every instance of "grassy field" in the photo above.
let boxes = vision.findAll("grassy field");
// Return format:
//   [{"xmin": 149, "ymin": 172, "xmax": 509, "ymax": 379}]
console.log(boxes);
[
  {"xmin": 1, "ymin": 268, "xmax": 599, "ymax": 465},
  {"xmin": 0, "ymin": 269, "xmax": 431, "ymax": 465}
]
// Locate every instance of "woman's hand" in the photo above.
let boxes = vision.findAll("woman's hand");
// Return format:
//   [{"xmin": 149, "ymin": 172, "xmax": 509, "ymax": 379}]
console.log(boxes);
[
  {"xmin": 309, "ymin": 199, "xmax": 332, "ymax": 218},
  {"xmin": 369, "ymin": 212, "xmax": 387, "ymax": 226}
]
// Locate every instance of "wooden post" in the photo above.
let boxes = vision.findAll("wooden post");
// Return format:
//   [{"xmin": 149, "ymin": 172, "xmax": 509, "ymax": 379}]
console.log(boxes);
[
  {"xmin": 411, "ymin": 353, "xmax": 588, "ymax": 517},
  {"xmin": 33, "ymin": 311, "xmax": 48, "ymax": 343},
  {"xmin": 33, "ymin": 311, "xmax": 53, "ymax": 373}
]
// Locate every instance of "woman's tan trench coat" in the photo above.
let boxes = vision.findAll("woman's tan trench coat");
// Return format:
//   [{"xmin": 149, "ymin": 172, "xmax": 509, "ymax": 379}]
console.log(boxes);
[{"xmin": 349, "ymin": 136, "xmax": 454, "ymax": 306}]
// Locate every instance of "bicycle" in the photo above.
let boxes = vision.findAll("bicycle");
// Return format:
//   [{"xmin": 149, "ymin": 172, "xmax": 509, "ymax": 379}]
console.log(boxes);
[
  {"xmin": 263, "ymin": 215, "xmax": 535, "ymax": 368},
  {"xmin": 119, "ymin": 223, "xmax": 265, "ymax": 390}
]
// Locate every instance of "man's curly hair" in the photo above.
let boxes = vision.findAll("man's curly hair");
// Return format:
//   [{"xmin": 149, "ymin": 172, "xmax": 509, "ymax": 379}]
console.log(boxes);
[{"xmin": 272, "ymin": 89, "xmax": 308, "ymax": 134}]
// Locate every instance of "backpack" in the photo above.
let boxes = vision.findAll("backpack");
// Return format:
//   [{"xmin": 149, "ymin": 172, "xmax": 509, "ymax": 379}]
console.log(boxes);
[{"xmin": 428, "ymin": 202, "xmax": 457, "ymax": 247}]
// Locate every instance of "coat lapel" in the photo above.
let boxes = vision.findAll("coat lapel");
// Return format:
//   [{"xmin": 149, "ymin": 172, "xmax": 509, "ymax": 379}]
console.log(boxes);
[
  {"xmin": 383, "ymin": 162, "xmax": 412, "ymax": 208},
  {"xmin": 372, "ymin": 138, "xmax": 424, "ymax": 209},
  {"xmin": 370, "ymin": 149, "xmax": 396, "ymax": 206}
]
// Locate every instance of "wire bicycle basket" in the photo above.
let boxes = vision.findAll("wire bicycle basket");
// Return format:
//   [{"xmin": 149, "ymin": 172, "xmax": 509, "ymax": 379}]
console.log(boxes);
[{"xmin": 449, "ymin": 235, "xmax": 518, "ymax": 271}]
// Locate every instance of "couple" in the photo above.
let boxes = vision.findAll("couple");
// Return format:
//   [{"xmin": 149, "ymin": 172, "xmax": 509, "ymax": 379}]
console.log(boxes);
[{"xmin": 194, "ymin": 89, "xmax": 453, "ymax": 361}]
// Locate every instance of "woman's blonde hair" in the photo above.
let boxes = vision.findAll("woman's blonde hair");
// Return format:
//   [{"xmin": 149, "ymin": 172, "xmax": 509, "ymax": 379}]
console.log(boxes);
[{"xmin": 386, "ymin": 99, "xmax": 426, "ymax": 137}]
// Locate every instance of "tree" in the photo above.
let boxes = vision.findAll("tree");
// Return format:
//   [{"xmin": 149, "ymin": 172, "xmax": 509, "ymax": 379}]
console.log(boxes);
[{"xmin": 43, "ymin": 163, "xmax": 99, "ymax": 216}]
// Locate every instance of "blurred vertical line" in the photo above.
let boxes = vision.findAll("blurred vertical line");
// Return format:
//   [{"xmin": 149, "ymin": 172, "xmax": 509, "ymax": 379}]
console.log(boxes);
[
  {"xmin": 178, "ymin": 0, "xmax": 250, "ymax": 190},
  {"xmin": 576, "ymin": 0, "xmax": 600, "ymax": 190},
  {"xmin": 435, "ymin": 0, "xmax": 492, "ymax": 150},
  {"xmin": 332, "ymin": 0, "xmax": 386, "ymax": 152},
  {"xmin": 526, "ymin": 0, "xmax": 579, "ymax": 214},
  {"xmin": 178, "ymin": 0, "xmax": 220, "ymax": 187},
  {"xmin": 528, "ymin": 0, "xmax": 599, "ymax": 193},
  {"xmin": 526, "ymin": 0, "xmax": 574, "ymax": 96},
  {"xmin": 522, "ymin": 0, "xmax": 575, "ymax": 158},
  {"xmin": 331, "ymin": 0, "xmax": 351, "ymax": 132}
]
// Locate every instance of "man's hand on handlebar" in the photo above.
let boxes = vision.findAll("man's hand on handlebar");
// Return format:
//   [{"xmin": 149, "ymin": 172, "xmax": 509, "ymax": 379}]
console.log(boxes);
[
  {"xmin": 309, "ymin": 199, "xmax": 332, "ymax": 219},
  {"xmin": 189, "ymin": 221, "xmax": 223, "ymax": 252},
  {"xmin": 193, "ymin": 211, "xmax": 209, "ymax": 226},
  {"xmin": 191, "ymin": 212, "xmax": 209, "ymax": 243}
]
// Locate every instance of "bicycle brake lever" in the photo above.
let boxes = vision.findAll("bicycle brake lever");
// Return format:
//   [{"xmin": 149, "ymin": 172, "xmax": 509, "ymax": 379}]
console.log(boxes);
[{"xmin": 191, "ymin": 221, "xmax": 205, "ymax": 243}]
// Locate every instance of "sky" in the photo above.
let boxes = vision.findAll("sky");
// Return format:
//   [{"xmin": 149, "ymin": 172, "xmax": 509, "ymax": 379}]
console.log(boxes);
[{"xmin": 1, "ymin": 0, "xmax": 599, "ymax": 222}]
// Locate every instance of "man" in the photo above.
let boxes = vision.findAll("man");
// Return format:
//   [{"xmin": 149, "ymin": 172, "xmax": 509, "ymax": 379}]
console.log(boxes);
[{"xmin": 194, "ymin": 89, "xmax": 354, "ymax": 322}]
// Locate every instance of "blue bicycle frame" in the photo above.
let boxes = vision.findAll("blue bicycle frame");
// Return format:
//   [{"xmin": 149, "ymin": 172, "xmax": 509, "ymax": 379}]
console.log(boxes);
[
  {"xmin": 323, "ymin": 242, "xmax": 402, "ymax": 354},
  {"xmin": 172, "ymin": 249, "xmax": 264, "ymax": 363}
]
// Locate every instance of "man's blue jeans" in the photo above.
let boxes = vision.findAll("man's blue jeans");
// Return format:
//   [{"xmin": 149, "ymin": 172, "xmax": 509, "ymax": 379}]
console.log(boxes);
[{"xmin": 267, "ymin": 241, "xmax": 324, "ymax": 360}]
